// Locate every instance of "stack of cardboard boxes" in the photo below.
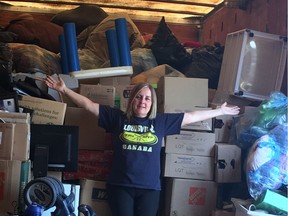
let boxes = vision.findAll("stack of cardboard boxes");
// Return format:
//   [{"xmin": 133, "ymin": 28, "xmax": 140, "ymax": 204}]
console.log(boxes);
[
  {"xmin": 0, "ymin": 94, "xmax": 83, "ymax": 215},
  {"xmin": 61, "ymin": 78, "xmax": 131, "ymax": 216},
  {"xmin": 0, "ymin": 112, "xmax": 31, "ymax": 215},
  {"xmin": 0, "ymin": 73, "xmax": 242, "ymax": 215},
  {"xmin": 156, "ymin": 76, "xmax": 242, "ymax": 216},
  {"xmin": 156, "ymin": 76, "xmax": 217, "ymax": 216},
  {"xmin": 66, "ymin": 75, "xmax": 242, "ymax": 216}
]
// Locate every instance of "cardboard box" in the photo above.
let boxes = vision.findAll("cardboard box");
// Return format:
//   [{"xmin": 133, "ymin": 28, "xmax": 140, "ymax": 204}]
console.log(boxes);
[
  {"xmin": 64, "ymin": 107, "xmax": 111, "ymax": 150},
  {"xmin": 0, "ymin": 160, "xmax": 22, "ymax": 215},
  {"xmin": 165, "ymin": 130, "xmax": 215, "ymax": 156},
  {"xmin": 157, "ymin": 77, "xmax": 208, "ymax": 113},
  {"xmin": 215, "ymin": 143, "xmax": 241, "ymax": 183},
  {"xmin": 115, "ymin": 84, "xmax": 135, "ymax": 111},
  {"xmin": 18, "ymin": 95, "xmax": 66, "ymax": 125},
  {"xmin": 131, "ymin": 64, "xmax": 186, "ymax": 85},
  {"xmin": 165, "ymin": 178, "xmax": 217, "ymax": 216},
  {"xmin": 208, "ymin": 88, "xmax": 217, "ymax": 103},
  {"xmin": 212, "ymin": 209, "xmax": 235, "ymax": 216},
  {"xmin": 164, "ymin": 153, "xmax": 214, "ymax": 180},
  {"xmin": 99, "ymin": 75, "xmax": 131, "ymax": 86},
  {"xmin": 0, "ymin": 123, "xmax": 15, "ymax": 160},
  {"xmin": 0, "ymin": 112, "xmax": 29, "ymax": 123},
  {"xmin": 79, "ymin": 84, "xmax": 115, "ymax": 107},
  {"xmin": 210, "ymin": 104, "xmax": 235, "ymax": 143},
  {"xmin": 214, "ymin": 115, "xmax": 234, "ymax": 143},
  {"xmin": 166, "ymin": 106, "xmax": 214, "ymax": 132},
  {"xmin": 80, "ymin": 179, "xmax": 112, "ymax": 216},
  {"xmin": 0, "ymin": 112, "xmax": 30, "ymax": 161}
]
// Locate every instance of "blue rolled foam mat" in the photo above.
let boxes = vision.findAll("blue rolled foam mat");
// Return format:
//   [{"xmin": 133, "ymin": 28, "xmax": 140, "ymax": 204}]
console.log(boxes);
[
  {"xmin": 64, "ymin": 23, "xmax": 80, "ymax": 72},
  {"xmin": 59, "ymin": 34, "xmax": 69, "ymax": 74},
  {"xmin": 115, "ymin": 18, "xmax": 132, "ymax": 66},
  {"xmin": 106, "ymin": 29, "xmax": 120, "ymax": 67}
]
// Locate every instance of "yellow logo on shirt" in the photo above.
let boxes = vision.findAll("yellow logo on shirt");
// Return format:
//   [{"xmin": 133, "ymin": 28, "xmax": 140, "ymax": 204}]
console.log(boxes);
[{"xmin": 120, "ymin": 131, "xmax": 158, "ymax": 145}]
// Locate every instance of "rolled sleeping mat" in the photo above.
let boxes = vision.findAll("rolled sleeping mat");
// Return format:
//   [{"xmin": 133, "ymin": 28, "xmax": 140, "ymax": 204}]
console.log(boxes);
[
  {"xmin": 58, "ymin": 34, "xmax": 69, "ymax": 74},
  {"xmin": 63, "ymin": 22, "xmax": 80, "ymax": 72},
  {"xmin": 105, "ymin": 29, "xmax": 120, "ymax": 67},
  {"xmin": 115, "ymin": 18, "xmax": 132, "ymax": 66}
]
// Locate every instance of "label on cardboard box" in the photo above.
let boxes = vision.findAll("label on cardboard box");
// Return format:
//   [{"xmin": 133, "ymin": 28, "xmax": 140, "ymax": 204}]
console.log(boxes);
[
  {"xmin": 164, "ymin": 153, "xmax": 214, "ymax": 180},
  {"xmin": 165, "ymin": 130, "xmax": 215, "ymax": 156},
  {"xmin": 18, "ymin": 95, "xmax": 66, "ymax": 125}
]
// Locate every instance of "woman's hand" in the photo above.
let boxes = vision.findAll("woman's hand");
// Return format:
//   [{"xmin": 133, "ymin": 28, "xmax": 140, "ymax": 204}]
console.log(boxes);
[
  {"xmin": 220, "ymin": 102, "xmax": 240, "ymax": 115},
  {"xmin": 45, "ymin": 75, "xmax": 66, "ymax": 93}
]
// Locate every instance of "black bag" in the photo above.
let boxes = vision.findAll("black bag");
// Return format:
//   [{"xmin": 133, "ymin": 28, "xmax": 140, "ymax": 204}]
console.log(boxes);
[
  {"xmin": 145, "ymin": 17, "xmax": 191, "ymax": 71},
  {"xmin": 0, "ymin": 42, "xmax": 13, "ymax": 92}
]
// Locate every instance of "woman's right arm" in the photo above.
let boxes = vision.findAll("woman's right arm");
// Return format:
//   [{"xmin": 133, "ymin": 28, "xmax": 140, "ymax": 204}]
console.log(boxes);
[{"xmin": 45, "ymin": 75, "xmax": 100, "ymax": 117}]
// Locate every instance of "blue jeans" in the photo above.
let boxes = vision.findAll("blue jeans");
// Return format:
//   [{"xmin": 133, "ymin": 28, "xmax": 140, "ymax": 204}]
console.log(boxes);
[{"xmin": 107, "ymin": 184, "xmax": 161, "ymax": 216}]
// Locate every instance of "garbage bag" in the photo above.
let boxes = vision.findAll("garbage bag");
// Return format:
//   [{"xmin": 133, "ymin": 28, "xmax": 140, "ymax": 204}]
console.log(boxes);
[{"xmin": 145, "ymin": 17, "xmax": 191, "ymax": 71}]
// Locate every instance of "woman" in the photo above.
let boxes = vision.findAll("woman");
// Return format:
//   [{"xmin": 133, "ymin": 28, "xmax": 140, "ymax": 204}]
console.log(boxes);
[{"xmin": 45, "ymin": 75, "xmax": 240, "ymax": 216}]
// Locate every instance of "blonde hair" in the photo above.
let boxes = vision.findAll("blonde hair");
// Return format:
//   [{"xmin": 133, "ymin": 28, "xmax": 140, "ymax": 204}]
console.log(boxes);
[{"xmin": 125, "ymin": 83, "xmax": 157, "ymax": 122}]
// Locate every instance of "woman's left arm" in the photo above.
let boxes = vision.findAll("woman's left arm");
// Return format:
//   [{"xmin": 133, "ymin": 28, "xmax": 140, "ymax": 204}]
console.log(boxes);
[{"xmin": 181, "ymin": 102, "xmax": 240, "ymax": 126}]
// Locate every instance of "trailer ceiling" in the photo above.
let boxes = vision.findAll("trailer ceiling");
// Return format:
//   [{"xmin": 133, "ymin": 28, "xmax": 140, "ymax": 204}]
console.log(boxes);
[{"xmin": 0, "ymin": 0, "xmax": 230, "ymax": 24}]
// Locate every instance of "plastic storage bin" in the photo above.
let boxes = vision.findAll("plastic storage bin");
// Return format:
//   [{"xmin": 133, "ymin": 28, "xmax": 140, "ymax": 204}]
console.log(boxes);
[{"xmin": 217, "ymin": 29, "xmax": 287, "ymax": 101}]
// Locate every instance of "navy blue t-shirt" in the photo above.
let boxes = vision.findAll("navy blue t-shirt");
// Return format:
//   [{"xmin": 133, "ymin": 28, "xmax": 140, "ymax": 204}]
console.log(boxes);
[{"xmin": 98, "ymin": 105, "xmax": 184, "ymax": 190}]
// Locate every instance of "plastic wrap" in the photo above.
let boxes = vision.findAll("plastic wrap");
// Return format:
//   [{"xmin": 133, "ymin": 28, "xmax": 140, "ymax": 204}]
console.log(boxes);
[
  {"xmin": 234, "ymin": 91, "xmax": 288, "ymax": 149},
  {"xmin": 229, "ymin": 91, "xmax": 288, "ymax": 202},
  {"xmin": 245, "ymin": 124, "xmax": 288, "ymax": 200}
]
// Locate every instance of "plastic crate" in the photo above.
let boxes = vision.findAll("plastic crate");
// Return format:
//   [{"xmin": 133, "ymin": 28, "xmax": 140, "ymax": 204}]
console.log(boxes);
[{"xmin": 217, "ymin": 29, "xmax": 287, "ymax": 101}]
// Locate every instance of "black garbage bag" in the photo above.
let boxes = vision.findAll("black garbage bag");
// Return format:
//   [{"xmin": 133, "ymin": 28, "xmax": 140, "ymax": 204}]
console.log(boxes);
[
  {"xmin": 0, "ymin": 42, "xmax": 13, "ymax": 92},
  {"xmin": 181, "ymin": 43, "xmax": 224, "ymax": 89},
  {"xmin": 145, "ymin": 17, "xmax": 191, "ymax": 71}
]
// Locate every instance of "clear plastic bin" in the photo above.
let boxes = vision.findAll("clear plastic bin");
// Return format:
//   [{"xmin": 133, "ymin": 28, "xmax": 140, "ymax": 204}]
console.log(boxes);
[{"xmin": 217, "ymin": 29, "xmax": 287, "ymax": 101}]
